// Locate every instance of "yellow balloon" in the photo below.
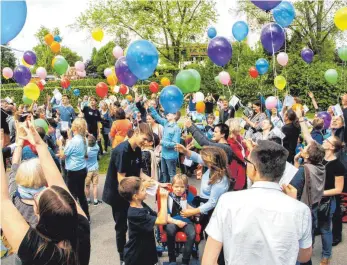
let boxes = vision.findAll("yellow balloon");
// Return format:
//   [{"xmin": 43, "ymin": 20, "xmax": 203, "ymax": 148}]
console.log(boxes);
[
  {"xmin": 92, "ymin": 28, "xmax": 104, "ymax": 42},
  {"xmin": 126, "ymin": 95, "xmax": 133, "ymax": 102},
  {"xmin": 24, "ymin": 83, "xmax": 40, "ymax": 100},
  {"xmin": 160, "ymin": 77, "xmax": 170, "ymax": 86},
  {"xmin": 155, "ymin": 71, "xmax": 159, "ymax": 77},
  {"xmin": 107, "ymin": 74, "xmax": 118, "ymax": 86},
  {"xmin": 21, "ymin": 58, "xmax": 32, "ymax": 68},
  {"xmin": 274, "ymin": 75, "xmax": 286, "ymax": 90},
  {"xmin": 334, "ymin": 7, "xmax": 347, "ymax": 31},
  {"xmin": 214, "ymin": 110, "xmax": 220, "ymax": 117}
]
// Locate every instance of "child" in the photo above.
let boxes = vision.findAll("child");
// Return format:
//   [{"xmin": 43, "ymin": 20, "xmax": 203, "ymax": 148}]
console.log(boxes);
[
  {"xmin": 119, "ymin": 177, "xmax": 168, "ymax": 265},
  {"xmin": 85, "ymin": 135, "xmax": 102, "ymax": 206},
  {"xmin": 310, "ymin": 118, "xmax": 324, "ymax": 144},
  {"xmin": 141, "ymin": 133, "xmax": 160, "ymax": 181},
  {"xmin": 205, "ymin": 114, "xmax": 215, "ymax": 139},
  {"xmin": 165, "ymin": 174, "xmax": 196, "ymax": 265},
  {"xmin": 296, "ymin": 135, "xmax": 304, "ymax": 155}
]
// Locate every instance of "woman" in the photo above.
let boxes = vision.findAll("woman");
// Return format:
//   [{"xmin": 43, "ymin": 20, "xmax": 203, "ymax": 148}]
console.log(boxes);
[
  {"xmin": 251, "ymin": 118, "xmax": 276, "ymax": 142},
  {"xmin": 243, "ymin": 100, "xmax": 267, "ymax": 140},
  {"xmin": 271, "ymin": 108, "xmax": 284, "ymax": 129},
  {"xmin": 100, "ymin": 101, "xmax": 112, "ymax": 153},
  {"xmin": 1, "ymin": 120, "xmax": 91, "ymax": 265},
  {"xmin": 109, "ymin": 108, "xmax": 132, "ymax": 149},
  {"xmin": 58, "ymin": 118, "xmax": 90, "ymax": 220},
  {"xmin": 330, "ymin": 115, "xmax": 345, "ymax": 142},
  {"xmin": 282, "ymin": 109, "xmax": 301, "ymax": 164},
  {"xmin": 146, "ymin": 113, "xmax": 163, "ymax": 163}
]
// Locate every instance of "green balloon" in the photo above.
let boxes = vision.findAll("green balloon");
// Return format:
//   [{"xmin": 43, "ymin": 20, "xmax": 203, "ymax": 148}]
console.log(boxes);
[
  {"xmin": 338, "ymin": 46, "xmax": 347, "ymax": 61},
  {"xmin": 324, "ymin": 69, "xmax": 338, "ymax": 85},
  {"xmin": 54, "ymin": 58, "xmax": 69, "ymax": 75},
  {"xmin": 193, "ymin": 139, "xmax": 202, "ymax": 149},
  {"xmin": 187, "ymin": 69, "xmax": 201, "ymax": 92},
  {"xmin": 22, "ymin": 95, "xmax": 33, "ymax": 105},
  {"xmin": 214, "ymin": 76, "xmax": 220, "ymax": 84},
  {"xmin": 34, "ymin": 118, "xmax": 49, "ymax": 134},
  {"xmin": 175, "ymin": 70, "xmax": 197, "ymax": 93}
]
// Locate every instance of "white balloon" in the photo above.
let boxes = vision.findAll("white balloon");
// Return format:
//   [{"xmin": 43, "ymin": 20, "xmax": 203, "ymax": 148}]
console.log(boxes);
[
  {"xmin": 194, "ymin": 92, "xmax": 204, "ymax": 102},
  {"xmin": 113, "ymin": 86, "xmax": 120, "ymax": 93}
]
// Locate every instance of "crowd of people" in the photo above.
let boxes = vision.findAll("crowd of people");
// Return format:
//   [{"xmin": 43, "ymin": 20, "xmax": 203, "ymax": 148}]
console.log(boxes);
[{"xmin": 1, "ymin": 90, "xmax": 346, "ymax": 265}]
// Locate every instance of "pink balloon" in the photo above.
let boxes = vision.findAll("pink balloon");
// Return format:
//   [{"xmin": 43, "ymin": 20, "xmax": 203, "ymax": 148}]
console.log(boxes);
[
  {"xmin": 277, "ymin": 52, "xmax": 288, "ymax": 67},
  {"xmin": 113, "ymin": 46, "xmax": 123, "ymax": 58},
  {"xmin": 2, "ymin": 67, "xmax": 13, "ymax": 79},
  {"xmin": 104, "ymin": 68, "xmax": 112, "ymax": 77},
  {"xmin": 218, "ymin": 71, "xmax": 230, "ymax": 85},
  {"xmin": 265, "ymin": 96, "xmax": 278, "ymax": 110},
  {"xmin": 77, "ymin": 70, "xmax": 86, "ymax": 77},
  {"xmin": 75, "ymin": 61, "xmax": 85, "ymax": 72},
  {"xmin": 36, "ymin": 67, "xmax": 47, "ymax": 79}
]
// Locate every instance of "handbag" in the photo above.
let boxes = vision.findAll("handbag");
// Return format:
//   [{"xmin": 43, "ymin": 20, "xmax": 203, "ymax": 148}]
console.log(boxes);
[{"xmin": 318, "ymin": 197, "xmax": 331, "ymax": 221}]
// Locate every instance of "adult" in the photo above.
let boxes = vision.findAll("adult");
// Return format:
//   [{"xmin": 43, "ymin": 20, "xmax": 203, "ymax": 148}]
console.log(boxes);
[
  {"xmin": 50, "ymin": 94, "xmax": 76, "ymax": 127},
  {"xmin": 80, "ymin": 96, "xmax": 101, "ymax": 144},
  {"xmin": 184, "ymin": 93, "xmax": 196, "ymax": 113},
  {"xmin": 329, "ymin": 115, "xmax": 345, "ymax": 143},
  {"xmin": 243, "ymin": 99, "xmax": 267, "ymax": 139},
  {"xmin": 204, "ymin": 93, "xmax": 216, "ymax": 117},
  {"xmin": 282, "ymin": 109, "xmax": 301, "ymax": 164},
  {"xmin": 342, "ymin": 94, "xmax": 347, "ymax": 143},
  {"xmin": 6, "ymin": 104, "xmax": 16, "ymax": 144},
  {"xmin": 100, "ymin": 101, "xmax": 112, "ymax": 154},
  {"xmin": 110, "ymin": 101, "xmax": 121, "ymax": 121},
  {"xmin": 146, "ymin": 113, "xmax": 163, "ymax": 158},
  {"xmin": 202, "ymin": 140, "xmax": 312, "ymax": 265},
  {"xmin": 251, "ymin": 118, "xmax": 276, "ymax": 142},
  {"xmin": 1, "ymin": 121, "xmax": 91, "ymax": 265},
  {"xmin": 109, "ymin": 108, "xmax": 132, "ymax": 149},
  {"xmin": 219, "ymin": 99, "xmax": 237, "ymax": 124},
  {"xmin": 135, "ymin": 95, "xmax": 147, "ymax": 122}
]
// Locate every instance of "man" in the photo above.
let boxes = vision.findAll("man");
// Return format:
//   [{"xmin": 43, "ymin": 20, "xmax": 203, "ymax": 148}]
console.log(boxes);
[
  {"xmin": 202, "ymin": 140, "xmax": 312, "ymax": 265},
  {"xmin": 80, "ymin": 96, "xmax": 101, "ymax": 140},
  {"xmin": 50, "ymin": 94, "xmax": 76, "ymax": 127},
  {"xmin": 219, "ymin": 99, "xmax": 237, "ymax": 124}
]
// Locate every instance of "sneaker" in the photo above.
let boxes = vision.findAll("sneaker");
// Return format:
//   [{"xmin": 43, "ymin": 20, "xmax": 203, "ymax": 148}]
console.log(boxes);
[
  {"xmin": 94, "ymin": 200, "xmax": 102, "ymax": 206},
  {"xmin": 320, "ymin": 258, "xmax": 331, "ymax": 265},
  {"xmin": 87, "ymin": 199, "xmax": 91, "ymax": 205}
]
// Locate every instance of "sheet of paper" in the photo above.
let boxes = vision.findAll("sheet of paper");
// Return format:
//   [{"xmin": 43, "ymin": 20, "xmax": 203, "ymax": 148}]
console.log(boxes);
[
  {"xmin": 284, "ymin": 95, "xmax": 294, "ymax": 107},
  {"xmin": 229, "ymin": 95, "xmax": 239, "ymax": 108},
  {"xmin": 279, "ymin": 162, "xmax": 298, "ymax": 186},
  {"xmin": 303, "ymin": 105, "xmax": 309, "ymax": 113},
  {"xmin": 183, "ymin": 157, "xmax": 193, "ymax": 167},
  {"xmin": 333, "ymin": 104, "xmax": 343, "ymax": 117},
  {"xmin": 146, "ymin": 182, "xmax": 159, "ymax": 196}
]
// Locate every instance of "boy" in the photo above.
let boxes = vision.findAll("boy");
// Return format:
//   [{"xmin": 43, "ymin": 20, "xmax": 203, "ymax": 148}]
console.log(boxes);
[
  {"xmin": 85, "ymin": 135, "xmax": 102, "ymax": 206},
  {"xmin": 310, "ymin": 118, "xmax": 324, "ymax": 144},
  {"xmin": 119, "ymin": 177, "xmax": 168, "ymax": 265}
]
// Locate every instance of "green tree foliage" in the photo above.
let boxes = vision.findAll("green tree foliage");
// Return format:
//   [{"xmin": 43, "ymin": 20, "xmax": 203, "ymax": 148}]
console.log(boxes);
[{"xmin": 1, "ymin": 46, "xmax": 17, "ymax": 83}]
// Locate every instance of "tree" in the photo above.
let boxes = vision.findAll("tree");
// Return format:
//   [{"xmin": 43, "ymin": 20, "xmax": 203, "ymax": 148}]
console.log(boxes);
[
  {"xmin": 1, "ymin": 46, "xmax": 17, "ymax": 83},
  {"xmin": 74, "ymin": 0, "xmax": 217, "ymax": 66}
]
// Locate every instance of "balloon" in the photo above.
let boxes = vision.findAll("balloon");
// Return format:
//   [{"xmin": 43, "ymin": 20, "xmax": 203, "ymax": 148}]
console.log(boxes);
[
  {"xmin": 21, "ymin": 58, "xmax": 32, "ymax": 68},
  {"xmin": 292, "ymin": 103, "xmax": 303, "ymax": 112},
  {"xmin": 324, "ymin": 69, "xmax": 338, "ymax": 85},
  {"xmin": 75, "ymin": 61, "xmax": 85, "ymax": 71},
  {"xmin": 23, "ymin": 51, "xmax": 37, "ymax": 65},
  {"xmin": 96, "ymin": 82, "xmax": 108, "ymax": 97},
  {"xmin": 1, "ymin": 0, "xmax": 27, "ymax": 45},
  {"xmin": 195, "ymin": 92, "xmax": 204, "ymax": 102},
  {"xmin": 44, "ymin": 33, "xmax": 54, "ymax": 45},
  {"xmin": 334, "ymin": 7, "xmax": 347, "ymax": 31},
  {"xmin": 107, "ymin": 74, "xmax": 118, "ymax": 86},
  {"xmin": 161, "ymin": 77, "xmax": 170, "ymax": 86},
  {"xmin": 273, "ymin": 1, "xmax": 295, "ymax": 28},
  {"xmin": 250, "ymin": 0, "xmax": 282, "ymax": 11},
  {"xmin": 207, "ymin": 27, "xmax": 217, "ymax": 39},
  {"xmin": 22, "ymin": 95, "xmax": 33, "ymax": 105},
  {"xmin": 260, "ymin": 23, "xmax": 285, "ymax": 54},
  {"xmin": 61, "ymin": 77, "xmax": 70, "ymax": 89},
  {"xmin": 104, "ymin": 68, "xmax": 112, "ymax": 77},
  {"xmin": 53, "ymin": 57, "xmax": 69, "ymax": 75},
  {"xmin": 113, "ymin": 46, "xmax": 123, "ymax": 58},
  {"xmin": 92, "ymin": 28, "xmax": 104, "ymax": 42},
  {"xmin": 218, "ymin": 71, "xmax": 230, "ymax": 85},
  {"xmin": 196, "ymin": 102, "xmax": 206, "ymax": 113},
  {"xmin": 149, "ymin": 82, "xmax": 159, "ymax": 93},
  {"xmin": 126, "ymin": 95, "xmax": 133, "ymax": 102},
  {"xmin": 193, "ymin": 140, "xmax": 202, "ymax": 149},
  {"xmin": 277, "ymin": 52, "xmax": 289, "ymax": 66},
  {"xmin": 338, "ymin": 46, "xmax": 347, "ymax": 61},
  {"xmin": 175, "ymin": 70, "xmax": 198, "ymax": 93},
  {"xmin": 232, "ymin": 21, "xmax": 249, "ymax": 41},
  {"xmin": 214, "ymin": 75, "xmax": 221, "ymax": 83},
  {"xmin": 36, "ymin": 67, "xmax": 47, "ymax": 79},
  {"xmin": 126, "ymin": 40, "xmax": 159, "ymax": 80},
  {"xmin": 13, "ymin": 65, "xmax": 31, "ymax": 86},
  {"xmin": 119, "ymin": 84, "xmax": 127, "ymax": 95},
  {"xmin": 77, "ymin": 70, "xmax": 86, "ymax": 77},
  {"xmin": 265, "ymin": 96, "xmax": 278, "ymax": 110},
  {"xmin": 207, "ymin": 36, "xmax": 232, "ymax": 66},
  {"xmin": 36, "ymin": 80, "xmax": 44, "ymax": 91},
  {"xmin": 73, "ymin": 89, "xmax": 80, "ymax": 96},
  {"xmin": 24, "ymin": 83, "xmax": 40, "ymax": 100},
  {"xmin": 187, "ymin": 69, "xmax": 201, "ymax": 92},
  {"xmin": 113, "ymin": 86, "xmax": 120, "ymax": 93},
  {"xmin": 159, "ymin": 85, "xmax": 184, "ymax": 114},
  {"xmin": 54, "ymin": 35, "xmax": 62, "ymax": 42},
  {"xmin": 34, "ymin": 119, "xmax": 48, "ymax": 134},
  {"xmin": 115, "ymin": 56, "xmax": 138, "ymax": 87},
  {"xmin": 274, "ymin": 75, "xmax": 286, "ymax": 90},
  {"xmin": 51, "ymin": 55, "xmax": 63, "ymax": 68},
  {"xmin": 255, "ymin": 58, "xmax": 269, "ymax": 75},
  {"xmin": 249, "ymin": 67, "xmax": 259, "ymax": 78},
  {"xmin": 2, "ymin": 67, "xmax": 13, "ymax": 79},
  {"xmin": 301, "ymin": 48, "xmax": 314, "ymax": 64},
  {"xmin": 50, "ymin": 41, "xmax": 61, "ymax": 53},
  {"xmin": 317, "ymin": 111, "xmax": 332, "ymax": 130}
]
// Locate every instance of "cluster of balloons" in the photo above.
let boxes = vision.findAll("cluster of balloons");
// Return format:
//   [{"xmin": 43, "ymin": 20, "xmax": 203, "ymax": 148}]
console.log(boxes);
[
  {"xmin": 159, "ymin": 85, "xmax": 183, "ymax": 114},
  {"xmin": 175, "ymin": 69, "xmax": 201, "ymax": 93},
  {"xmin": 44, "ymin": 33, "xmax": 61, "ymax": 53},
  {"xmin": 207, "ymin": 36, "xmax": 232, "ymax": 66},
  {"xmin": 334, "ymin": 7, "xmax": 347, "ymax": 31}
]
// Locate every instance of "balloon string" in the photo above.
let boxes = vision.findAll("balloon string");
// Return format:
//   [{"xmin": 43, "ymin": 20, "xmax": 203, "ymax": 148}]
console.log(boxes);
[{"xmin": 234, "ymin": 42, "xmax": 241, "ymax": 95}]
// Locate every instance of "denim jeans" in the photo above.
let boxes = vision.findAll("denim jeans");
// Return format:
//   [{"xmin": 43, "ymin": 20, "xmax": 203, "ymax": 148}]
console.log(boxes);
[
  {"xmin": 160, "ymin": 158, "xmax": 177, "ymax": 183},
  {"xmin": 319, "ymin": 197, "xmax": 336, "ymax": 259}
]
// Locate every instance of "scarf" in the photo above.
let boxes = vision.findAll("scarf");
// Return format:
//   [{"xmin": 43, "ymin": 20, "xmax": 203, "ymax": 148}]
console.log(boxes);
[{"xmin": 17, "ymin": 185, "xmax": 46, "ymax": 200}]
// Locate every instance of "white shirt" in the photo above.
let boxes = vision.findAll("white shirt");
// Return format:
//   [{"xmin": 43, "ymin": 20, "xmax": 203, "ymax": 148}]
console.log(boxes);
[{"xmin": 206, "ymin": 181, "xmax": 312, "ymax": 265}]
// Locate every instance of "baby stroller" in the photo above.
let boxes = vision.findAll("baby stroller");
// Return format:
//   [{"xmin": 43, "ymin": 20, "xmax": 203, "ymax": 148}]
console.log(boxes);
[{"xmin": 155, "ymin": 185, "xmax": 202, "ymax": 260}]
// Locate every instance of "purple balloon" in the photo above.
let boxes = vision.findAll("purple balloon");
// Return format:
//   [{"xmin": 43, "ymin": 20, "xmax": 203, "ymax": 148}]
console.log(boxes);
[
  {"xmin": 23, "ymin": 50, "xmax": 37, "ymax": 65},
  {"xmin": 301, "ymin": 48, "xmax": 314, "ymax": 64},
  {"xmin": 317, "ymin": 111, "xmax": 332, "ymax": 130},
  {"xmin": 260, "ymin": 23, "xmax": 285, "ymax": 54},
  {"xmin": 251, "ymin": 0, "xmax": 282, "ymax": 11},
  {"xmin": 115, "ymin": 56, "xmax": 138, "ymax": 87},
  {"xmin": 13, "ymin": 65, "xmax": 31, "ymax": 86},
  {"xmin": 207, "ymin": 36, "xmax": 232, "ymax": 67}
]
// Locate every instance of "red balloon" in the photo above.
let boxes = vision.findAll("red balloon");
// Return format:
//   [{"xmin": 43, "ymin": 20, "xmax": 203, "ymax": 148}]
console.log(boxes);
[
  {"xmin": 119, "ymin": 84, "xmax": 127, "ymax": 95},
  {"xmin": 249, "ymin": 67, "xmax": 259, "ymax": 78},
  {"xmin": 36, "ymin": 81, "xmax": 44, "ymax": 91},
  {"xmin": 149, "ymin": 82, "xmax": 159, "ymax": 93},
  {"xmin": 96, "ymin": 82, "xmax": 108, "ymax": 97},
  {"xmin": 61, "ymin": 77, "xmax": 70, "ymax": 89}
]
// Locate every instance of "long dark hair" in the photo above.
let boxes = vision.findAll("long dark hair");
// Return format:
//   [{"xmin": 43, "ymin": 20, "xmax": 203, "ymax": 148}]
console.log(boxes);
[{"xmin": 32, "ymin": 185, "xmax": 79, "ymax": 265}]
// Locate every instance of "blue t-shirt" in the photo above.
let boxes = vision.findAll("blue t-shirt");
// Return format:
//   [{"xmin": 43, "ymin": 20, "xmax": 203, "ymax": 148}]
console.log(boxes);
[
  {"xmin": 188, "ymin": 98, "xmax": 196, "ymax": 112},
  {"xmin": 64, "ymin": 135, "xmax": 87, "ymax": 171},
  {"xmin": 86, "ymin": 144, "xmax": 100, "ymax": 171}
]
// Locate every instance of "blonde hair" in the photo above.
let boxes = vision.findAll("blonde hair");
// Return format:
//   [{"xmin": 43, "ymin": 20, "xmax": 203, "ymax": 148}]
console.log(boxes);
[
  {"xmin": 71, "ymin": 118, "xmax": 87, "ymax": 137},
  {"xmin": 172, "ymin": 174, "xmax": 188, "ymax": 186},
  {"xmin": 227, "ymin": 118, "xmax": 242, "ymax": 134},
  {"xmin": 15, "ymin": 158, "xmax": 47, "ymax": 189}
]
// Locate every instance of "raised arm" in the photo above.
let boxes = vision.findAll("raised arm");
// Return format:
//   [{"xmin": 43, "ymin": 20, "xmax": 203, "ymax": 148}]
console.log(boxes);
[
  {"xmin": 308, "ymin": 92, "xmax": 319, "ymax": 111},
  {"xmin": 148, "ymin": 106, "xmax": 167, "ymax": 126},
  {"xmin": 186, "ymin": 120, "xmax": 212, "ymax": 147},
  {"xmin": 295, "ymin": 110, "xmax": 314, "ymax": 144}
]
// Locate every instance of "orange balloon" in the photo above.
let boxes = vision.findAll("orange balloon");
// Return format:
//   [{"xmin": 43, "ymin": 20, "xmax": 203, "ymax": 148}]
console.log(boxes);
[
  {"xmin": 196, "ymin": 102, "xmax": 206, "ymax": 113},
  {"xmin": 44, "ymin": 33, "xmax": 54, "ymax": 45},
  {"xmin": 107, "ymin": 74, "xmax": 118, "ymax": 86},
  {"xmin": 292, "ymin": 103, "xmax": 303, "ymax": 112},
  {"xmin": 160, "ymin": 77, "xmax": 170, "ymax": 86},
  {"xmin": 126, "ymin": 95, "xmax": 133, "ymax": 102},
  {"xmin": 50, "ymin": 41, "xmax": 61, "ymax": 53}
]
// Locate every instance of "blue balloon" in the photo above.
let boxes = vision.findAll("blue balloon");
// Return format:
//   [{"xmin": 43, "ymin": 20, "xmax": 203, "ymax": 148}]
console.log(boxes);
[
  {"xmin": 207, "ymin": 27, "xmax": 217, "ymax": 39},
  {"xmin": 126, "ymin": 40, "xmax": 159, "ymax": 80},
  {"xmin": 273, "ymin": 1, "xmax": 295, "ymax": 28},
  {"xmin": 73, "ymin": 89, "xmax": 80, "ymax": 96},
  {"xmin": 159, "ymin": 85, "xmax": 184, "ymax": 114},
  {"xmin": 232, "ymin": 21, "xmax": 249, "ymax": 42},
  {"xmin": 54, "ymin": 35, "xmax": 62, "ymax": 42},
  {"xmin": 1, "ymin": 0, "xmax": 27, "ymax": 45},
  {"xmin": 255, "ymin": 58, "xmax": 269, "ymax": 75}
]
